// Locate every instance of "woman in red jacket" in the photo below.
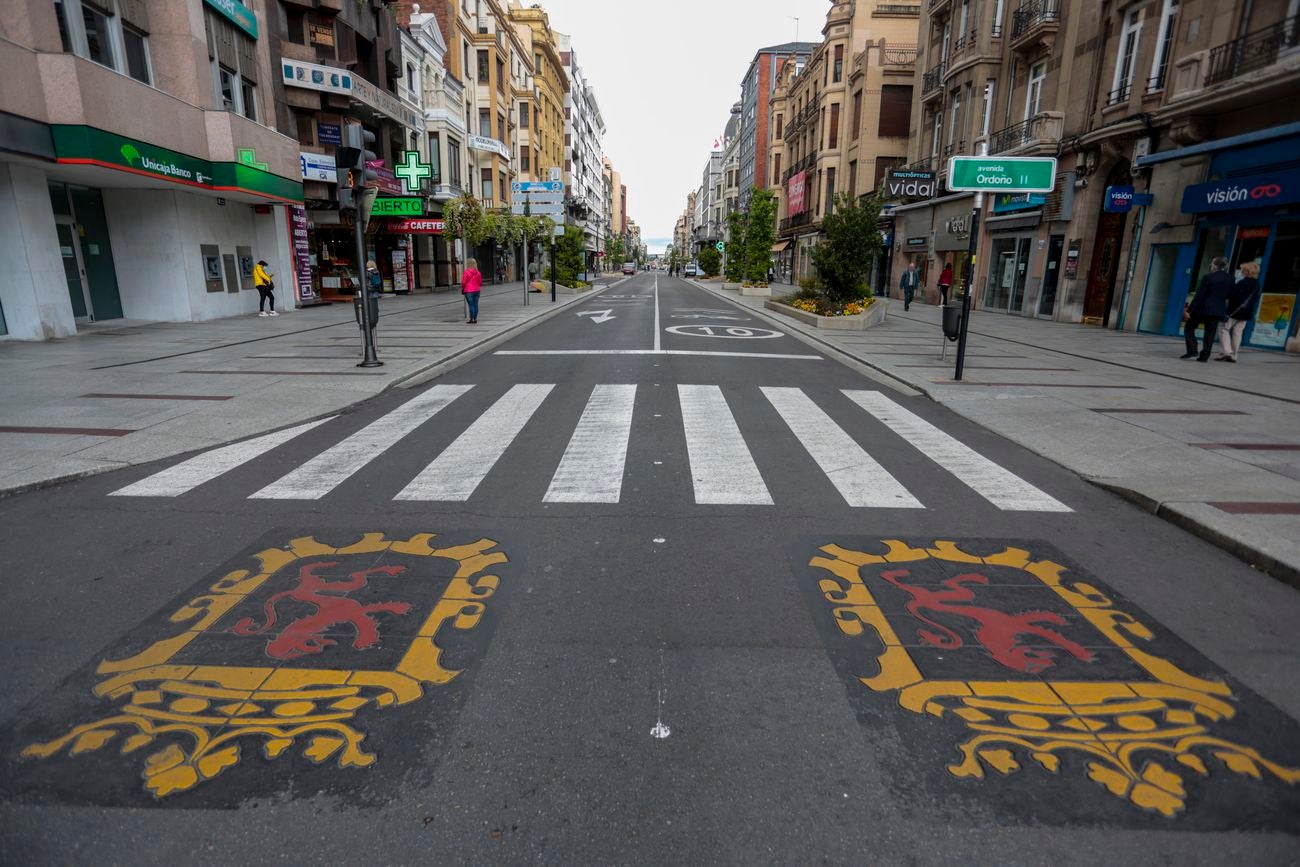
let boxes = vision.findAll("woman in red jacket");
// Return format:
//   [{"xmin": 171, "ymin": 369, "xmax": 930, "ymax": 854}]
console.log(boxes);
[
  {"xmin": 937, "ymin": 263, "xmax": 954, "ymax": 306},
  {"xmin": 461, "ymin": 257, "xmax": 483, "ymax": 323}
]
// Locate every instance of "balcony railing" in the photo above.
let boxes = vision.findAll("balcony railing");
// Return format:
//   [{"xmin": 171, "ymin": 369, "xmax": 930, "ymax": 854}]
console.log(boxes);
[
  {"xmin": 922, "ymin": 61, "xmax": 946, "ymax": 94},
  {"xmin": 1011, "ymin": 0, "xmax": 1060, "ymax": 41},
  {"xmin": 882, "ymin": 44, "xmax": 919, "ymax": 66},
  {"xmin": 988, "ymin": 113, "xmax": 1063, "ymax": 154},
  {"xmin": 779, "ymin": 210, "xmax": 815, "ymax": 233},
  {"xmin": 1105, "ymin": 82, "xmax": 1132, "ymax": 106},
  {"xmin": 907, "ymin": 156, "xmax": 936, "ymax": 171},
  {"xmin": 1145, "ymin": 70, "xmax": 1168, "ymax": 93},
  {"xmin": 1205, "ymin": 14, "xmax": 1299, "ymax": 85},
  {"xmin": 943, "ymin": 140, "xmax": 965, "ymax": 157},
  {"xmin": 874, "ymin": 3, "xmax": 920, "ymax": 16}
]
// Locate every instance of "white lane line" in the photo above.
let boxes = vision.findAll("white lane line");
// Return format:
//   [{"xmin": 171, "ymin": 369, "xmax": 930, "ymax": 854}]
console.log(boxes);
[
  {"xmin": 494, "ymin": 349, "xmax": 822, "ymax": 360},
  {"xmin": 678, "ymin": 384, "xmax": 772, "ymax": 505},
  {"xmin": 544, "ymin": 384, "xmax": 636, "ymax": 503},
  {"xmin": 761, "ymin": 387, "xmax": 923, "ymax": 509},
  {"xmin": 396, "ymin": 383, "xmax": 554, "ymax": 501},
  {"xmin": 250, "ymin": 384, "xmax": 472, "ymax": 499},
  {"xmin": 653, "ymin": 273, "xmax": 661, "ymax": 352},
  {"xmin": 110, "ymin": 417, "xmax": 335, "ymax": 497},
  {"xmin": 842, "ymin": 389, "xmax": 1071, "ymax": 512}
]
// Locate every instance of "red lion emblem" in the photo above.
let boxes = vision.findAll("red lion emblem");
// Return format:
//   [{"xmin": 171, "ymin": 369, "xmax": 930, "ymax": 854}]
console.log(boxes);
[
  {"xmin": 879, "ymin": 569, "xmax": 1095, "ymax": 674},
  {"xmin": 231, "ymin": 561, "xmax": 412, "ymax": 660}
]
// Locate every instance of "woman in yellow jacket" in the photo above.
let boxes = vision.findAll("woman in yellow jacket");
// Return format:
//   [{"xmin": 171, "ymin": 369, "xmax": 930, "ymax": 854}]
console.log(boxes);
[{"xmin": 253, "ymin": 260, "xmax": 277, "ymax": 317}]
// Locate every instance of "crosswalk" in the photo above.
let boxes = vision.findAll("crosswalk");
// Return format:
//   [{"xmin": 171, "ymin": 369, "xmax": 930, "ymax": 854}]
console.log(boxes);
[{"xmin": 110, "ymin": 383, "xmax": 1071, "ymax": 512}]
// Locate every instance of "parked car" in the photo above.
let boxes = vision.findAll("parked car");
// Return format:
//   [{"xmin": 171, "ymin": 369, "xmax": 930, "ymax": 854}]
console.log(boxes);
[
  {"xmin": 622, "ymin": 261, "xmax": 636, "ymax": 275},
  {"xmin": 683, "ymin": 263, "xmax": 698, "ymax": 277}
]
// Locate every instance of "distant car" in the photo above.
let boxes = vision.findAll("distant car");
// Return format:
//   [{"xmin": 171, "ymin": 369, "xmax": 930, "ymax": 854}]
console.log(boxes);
[
  {"xmin": 683, "ymin": 263, "xmax": 698, "ymax": 277},
  {"xmin": 622, "ymin": 261, "xmax": 636, "ymax": 275}
]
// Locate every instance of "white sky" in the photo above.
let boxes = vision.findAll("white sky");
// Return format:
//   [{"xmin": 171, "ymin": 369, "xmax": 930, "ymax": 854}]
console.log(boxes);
[{"xmin": 535, "ymin": 0, "xmax": 834, "ymax": 252}]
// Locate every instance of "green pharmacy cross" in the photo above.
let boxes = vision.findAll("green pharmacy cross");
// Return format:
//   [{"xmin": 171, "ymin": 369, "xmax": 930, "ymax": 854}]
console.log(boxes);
[
  {"xmin": 396, "ymin": 150, "xmax": 433, "ymax": 192},
  {"xmin": 237, "ymin": 148, "xmax": 268, "ymax": 172}
]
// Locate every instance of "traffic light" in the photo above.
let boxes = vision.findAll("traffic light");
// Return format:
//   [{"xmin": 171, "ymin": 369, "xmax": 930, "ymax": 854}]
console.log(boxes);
[
  {"xmin": 335, "ymin": 164, "xmax": 354, "ymax": 211},
  {"xmin": 335, "ymin": 124, "xmax": 379, "ymax": 215}
]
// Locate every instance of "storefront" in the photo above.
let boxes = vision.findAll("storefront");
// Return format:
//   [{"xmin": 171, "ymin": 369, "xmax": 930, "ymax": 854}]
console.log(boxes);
[
  {"xmin": 981, "ymin": 195, "xmax": 1046, "ymax": 315},
  {"xmin": 886, "ymin": 193, "xmax": 973, "ymax": 305},
  {"xmin": 1135, "ymin": 127, "xmax": 1300, "ymax": 351}
]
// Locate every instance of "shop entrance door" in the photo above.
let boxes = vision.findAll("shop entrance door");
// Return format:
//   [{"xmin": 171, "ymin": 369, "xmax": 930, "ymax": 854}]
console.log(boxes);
[
  {"xmin": 1084, "ymin": 210, "xmax": 1126, "ymax": 324},
  {"xmin": 68, "ymin": 188, "xmax": 123, "ymax": 321},
  {"xmin": 55, "ymin": 220, "xmax": 92, "ymax": 319},
  {"xmin": 1038, "ymin": 235, "xmax": 1065, "ymax": 317},
  {"xmin": 983, "ymin": 237, "xmax": 1029, "ymax": 312}
]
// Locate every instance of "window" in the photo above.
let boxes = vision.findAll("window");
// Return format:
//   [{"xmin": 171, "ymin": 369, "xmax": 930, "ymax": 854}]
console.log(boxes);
[
  {"xmin": 828, "ymin": 102, "xmax": 840, "ymax": 148},
  {"xmin": 1025, "ymin": 61, "xmax": 1046, "ymax": 118},
  {"xmin": 218, "ymin": 65, "xmax": 237, "ymax": 112},
  {"xmin": 448, "ymin": 137, "xmax": 462, "ymax": 187},
  {"xmin": 285, "ymin": 8, "xmax": 305, "ymax": 43},
  {"xmin": 992, "ymin": 0, "xmax": 1006, "ymax": 37},
  {"xmin": 958, "ymin": 0, "xmax": 969, "ymax": 41},
  {"xmin": 56, "ymin": 0, "xmax": 152, "ymax": 85},
  {"xmin": 824, "ymin": 167, "xmax": 836, "ymax": 215},
  {"xmin": 429, "ymin": 133, "xmax": 441, "ymax": 183},
  {"xmin": 240, "ymin": 79, "xmax": 257, "ymax": 121},
  {"xmin": 980, "ymin": 79, "xmax": 996, "ymax": 136},
  {"xmin": 500, "ymin": 173, "xmax": 507, "ymax": 204},
  {"xmin": 477, "ymin": 50, "xmax": 490, "ymax": 83},
  {"xmin": 520, "ymin": 149, "xmax": 530, "ymax": 172},
  {"xmin": 848, "ymin": 160, "xmax": 857, "ymax": 198},
  {"xmin": 775, "ymin": 114, "xmax": 783, "ymax": 138},
  {"xmin": 535, "ymin": 51, "xmax": 542, "ymax": 73},
  {"xmin": 519, "ymin": 103, "xmax": 529, "ymax": 128},
  {"xmin": 1148, "ymin": 0, "xmax": 1179, "ymax": 91},
  {"xmin": 497, "ymin": 113, "xmax": 505, "ymax": 142},
  {"xmin": 1111, "ymin": 8, "xmax": 1143, "ymax": 102},
  {"xmin": 203, "ymin": 8, "xmax": 259, "ymax": 119},
  {"xmin": 941, "ymin": 19, "xmax": 952, "ymax": 60},
  {"xmin": 833, "ymin": 44, "xmax": 843, "ymax": 82},
  {"xmin": 948, "ymin": 88, "xmax": 962, "ymax": 147},
  {"xmin": 479, "ymin": 109, "xmax": 492, "ymax": 137},
  {"xmin": 773, "ymin": 153, "xmax": 781, "ymax": 179},
  {"xmin": 497, "ymin": 58, "xmax": 505, "ymax": 93},
  {"xmin": 851, "ymin": 91, "xmax": 862, "ymax": 140},
  {"xmin": 481, "ymin": 167, "xmax": 493, "ymax": 202},
  {"xmin": 878, "ymin": 85, "xmax": 912, "ymax": 137}
]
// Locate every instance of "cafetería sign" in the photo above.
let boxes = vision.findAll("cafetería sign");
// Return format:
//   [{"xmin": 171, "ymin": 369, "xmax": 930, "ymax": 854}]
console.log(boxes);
[{"xmin": 386, "ymin": 219, "xmax": 444, "ymax": 234}]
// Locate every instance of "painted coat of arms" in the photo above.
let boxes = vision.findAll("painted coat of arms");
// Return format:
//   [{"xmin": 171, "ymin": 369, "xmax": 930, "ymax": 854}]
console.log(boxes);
[
  {"xmin": 3, "ymin": 531, "xmax": 507, "ymax": 805},
  {"xmin": 803, "ymin": 538, "xmax": 1300, "ymax": 829}
]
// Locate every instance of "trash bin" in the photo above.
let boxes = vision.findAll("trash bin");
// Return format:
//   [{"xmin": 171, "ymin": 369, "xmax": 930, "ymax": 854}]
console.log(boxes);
[
  {"xmin": 354, "ymin": 292, "xmax": 379, "ymax": 330},
  {"xmin": 941, "ymin": 304, "xmax": 962, "ymax": 342}
]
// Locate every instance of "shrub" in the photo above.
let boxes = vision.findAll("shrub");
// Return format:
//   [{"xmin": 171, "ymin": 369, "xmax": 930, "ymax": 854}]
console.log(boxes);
[
  {"xmin": 810, "ymin": 193, "xmax": 883, "ymax": 307},
  {"xmin": 745, "ymin": 189, "xmax": 776, "ymax": 283},
  {"xmin": 697, "ymin": 246, "xmax": 721, "ymax": 277}
]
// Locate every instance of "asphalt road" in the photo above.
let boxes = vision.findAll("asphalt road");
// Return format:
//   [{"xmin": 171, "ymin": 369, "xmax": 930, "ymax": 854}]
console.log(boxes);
[{"xmin": 2, "ymin": 273, "xmax": 1299, "ymax": 865}]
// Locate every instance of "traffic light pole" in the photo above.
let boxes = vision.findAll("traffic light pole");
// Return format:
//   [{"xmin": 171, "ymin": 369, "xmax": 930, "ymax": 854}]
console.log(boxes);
[
  {"xmin": 550, "ymin": 237, "xmax": 557, "ymax": 303},
  {"xmin": 953, "ymin": 197, "xmax": 980, "ymax": 381},
  {"xmin": 354, "ymin": 189, "xmax": 381, "ymax": 368}
]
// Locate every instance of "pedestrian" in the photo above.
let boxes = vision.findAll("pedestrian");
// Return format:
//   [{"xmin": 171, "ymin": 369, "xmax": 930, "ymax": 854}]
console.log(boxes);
[
  {"xmin": 937, "ymin": 263, "xmax": 953, "ymax": 306},
  {"xmin": 462, "ymin": 257, "xmax": 483, "ymax": 324},
  {"xmin": 253, "ymin": 259, "xmax": 277, "ymax": 316},
  {"xmin": 900, "ymin": 262, "xmax": 920, "ymax": 311},
  {"xmin": 366, "ymin": 260, "xmax": 382, "ymax": 295},
  {"xmin": 1216, "ymin": 261, "xmax": 1261, "ymax": 363},
  {"xmin": 1182, "ymin": 256, "xmax": 1234, "ymax": 362}
]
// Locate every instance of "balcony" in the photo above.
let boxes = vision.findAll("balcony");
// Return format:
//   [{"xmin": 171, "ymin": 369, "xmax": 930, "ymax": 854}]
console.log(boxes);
[
  {"xmin": 1206, "ymin": 15, "xmax": 1299, "ymax": 85},
  {"xmin": 881, "ymin": 44, "xmax": 919, "ymax": 68},
  {"xmin": 873, "ymin": 3, "xmax": 920, "ymax": 16},
  {"xmin": 907, "ymin": 156, "xmax": 936, "ymax": 171},
  {"xmin": 922, "ymin": 61, "xmax": 946, "ymax": 99},
  {"xmin": 1104, "ymin": 82, "xmax": 1133, "ymax": 108},
  {"xmin": 1010, "ymin": 0, "xmax": 1061, "ymax": 53},
  {"xmin": 988, "ymin": 112, "xmax": 1064, "ymax": 155},
  {"xmin": 779, "ymin": 210, "xmax": 816, "ymax": 234},
  {"xmin": 943, "ymin": 140, "xmax": 966, "ymax": 158}
]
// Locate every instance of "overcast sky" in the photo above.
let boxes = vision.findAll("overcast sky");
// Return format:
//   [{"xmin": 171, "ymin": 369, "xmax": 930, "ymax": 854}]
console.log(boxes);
[{"xmin": 535, "ymin": 0, "xmax": 834, "ymax": 253}]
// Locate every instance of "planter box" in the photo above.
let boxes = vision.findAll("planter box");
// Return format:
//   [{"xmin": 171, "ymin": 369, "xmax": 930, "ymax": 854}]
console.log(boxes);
[
  {"xmin": 765, "ymin": 297, "xmax": 887, "ymax": 330},
  {"xmin": 739, "ymin": 284, "xmax": 772, "ymax": 297},
  {"xmin": 721, "ymin": 282, "xmax": 742, "ymax": 290},
  {"xmin": 554, "ymin": 283, "xmax": 596, "ymax": 295}
]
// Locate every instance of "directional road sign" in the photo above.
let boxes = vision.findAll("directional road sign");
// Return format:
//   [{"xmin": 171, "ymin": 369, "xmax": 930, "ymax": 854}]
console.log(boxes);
[
  {"xmin": 514, "ymin": 192, "xmax": 564, "ymax": 204},
  {"xmin": 511, "ymin": 203, "xmax": 565, "ymax": 216},
  {"xmin": 512, "ymin": 181, "xmax": 563, "ymax": 193},
  {"xmin": 946, "ymin": 156, "xmax": 1056, "ymax": 193}
]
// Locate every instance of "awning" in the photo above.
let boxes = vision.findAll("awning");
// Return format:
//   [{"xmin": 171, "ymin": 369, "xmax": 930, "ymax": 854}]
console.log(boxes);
[
  {"xmin": 1136, "ymin": 121, "xmax": 1300, "ymax": 167},
  {"xmin": 985, "ymin": 210, "xmax": 1043, "ymax": 232},
  {"xmin": 771, "ymin": 240, "xmax": 790, "ymax": 252}
]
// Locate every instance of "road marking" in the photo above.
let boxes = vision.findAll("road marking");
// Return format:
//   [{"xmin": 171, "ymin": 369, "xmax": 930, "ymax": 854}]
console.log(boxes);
[
  {"xmin": 396, "ymin": 383, "xmax": 553, "ymax": 501},
  {"xmin": 678, "ymin": 384, "xmax": 772, "ymax": 505},
  {"xmin": 544, "ymin": 384, "xmax": 636, "ymax": 503},
  {"xmin": 664, "ymin": 325, "xmax": 784, "ymax": 339},
  {"xmin": 653, "ymin": 273, "xmax": 661, "ymax": 352},
  {"xmin": 110, "ymin": 417, "xmax": 336, "ymax": 497},
  {"xmin": 576, "ymin": 309, "xmax": 616, "ymax": 323},
  {"xmin": 250, "ymin": 385, "xmax": 472, "ymax": 499},
  {"xmin": 842, "ymin": 389, "xmax": 1071, "ymax": 512},
  {"xmin": 494, "ymin": 350, "xmax": 822, "ymax": 360},
  {"xmin": 761, "ymin": 387, "xmax": 922, "ymax": 509}
]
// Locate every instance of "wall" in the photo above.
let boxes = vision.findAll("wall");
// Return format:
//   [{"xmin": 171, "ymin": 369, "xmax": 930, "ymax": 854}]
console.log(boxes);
[{"xmin": 0, "ymin": 163, "xmax": 75, "ymax": 339}]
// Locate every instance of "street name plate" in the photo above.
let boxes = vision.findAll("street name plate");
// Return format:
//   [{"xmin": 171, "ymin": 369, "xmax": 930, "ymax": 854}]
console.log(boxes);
[
  {"xmin": 946, "ymin": 156, "xmax": 1056, "ymax": 193},
  {"xmin": 371, "ymin": 197, "xmax": 424, "ymax": 216}
]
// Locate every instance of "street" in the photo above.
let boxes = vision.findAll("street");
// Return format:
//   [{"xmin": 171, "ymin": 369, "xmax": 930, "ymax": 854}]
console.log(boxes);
[{"xmin": 2, "ymin": 273, "xmax": 1298, "ymax": 863}]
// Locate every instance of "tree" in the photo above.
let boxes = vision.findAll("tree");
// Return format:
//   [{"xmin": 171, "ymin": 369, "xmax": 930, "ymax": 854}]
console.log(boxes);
[
  {"xmin": 546, "ymin": 225, "xmax": 585, "ymax": 286},
  {"xmin": 744, "ymin": 188, "xmax": 776, "ymax": 284},
  {"xmin": 697, "ymin": 245, "xmax": 720, "ymax": 277},
  {"xmin": 725, "ymin": 210, "xmax": 748, "ymax": 282},
  {"xmin": 443, "ymin": 194, "xmax": 485, "ymax": 278},
  {"xmin": 810, "ymin": 193, "xmax": 884, "ymax": 306}
]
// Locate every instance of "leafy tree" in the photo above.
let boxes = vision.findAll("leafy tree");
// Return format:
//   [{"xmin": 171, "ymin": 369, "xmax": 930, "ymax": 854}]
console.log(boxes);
[
  {"xmin": 443, "ymin": 194, "xmax": 485, "ymax": 278},
  {"xmin": 546, "ymin": 225, "xmax": 586, "ymax": 286},
  {"xmin": 810, "ymin": 193, "xmax": 883, "ymax": 306},
  {"xmin": 744, "ymin": 188, "xmax": 776, "ymax": 283},
  {"xmin": 697, "ymin": 245, "xmax": 721, "ymax": 277},
  {"xmin": 725, "ymin": 210, "xmax": 748, "ymax": 282}
]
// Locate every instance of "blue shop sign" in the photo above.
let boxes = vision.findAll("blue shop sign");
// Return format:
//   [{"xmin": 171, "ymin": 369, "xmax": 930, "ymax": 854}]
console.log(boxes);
[
  {"xmin": 1181, "ymin": 168, "xmax": 1300, "ymax": 213},
  {"xmin": 203, "ymin": 0, "xmax": 258, "ymax": 40},
  {"xmin": 991, "ymin": 192, "xmax": 1046, "ymax": 214},
  {"xmin": 317, "ymin": 123, "xmax": 341, "ymax": 146},
  {"xmin": 1104, "ymin": 185, "xmax": 1135, "ymax": 213}
]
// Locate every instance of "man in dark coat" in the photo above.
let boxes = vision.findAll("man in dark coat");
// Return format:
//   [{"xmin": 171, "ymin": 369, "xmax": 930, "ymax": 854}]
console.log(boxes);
[{"xmin": 1182, "ymin": 257, "xmax": 1234, "ymax": 362}]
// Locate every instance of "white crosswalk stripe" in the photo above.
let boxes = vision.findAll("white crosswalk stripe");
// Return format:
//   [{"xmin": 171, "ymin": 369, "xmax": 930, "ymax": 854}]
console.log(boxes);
[
  {"xmin": 678, "ymin": 384, "xmax": 773, "ymax": 505},
  {"xmin": 544, "ymin": 384, "xmax": 637, "ymax": 503},
  {"xmin": 110, "ymin": 416, "xmax": 335, "ymax": 497},
  {"xmin": 249, "ymin": 384, "xmax": 472, "ymax": 500},
  {"xmin": 761, "ymin": 387, "xmax": 922, "ymax": 508},
  {"xmin": 395, "ymin": 383, "xmax": 554, "ymax": 501},
  {"xmin": 842, "ymin": 389, "xmax": 1071, "ymax": 512}
]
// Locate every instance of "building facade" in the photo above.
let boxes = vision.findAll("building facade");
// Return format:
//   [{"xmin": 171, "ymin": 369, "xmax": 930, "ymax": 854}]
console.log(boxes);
[
  {"xmin": 557, "ymin": 32, "xmax": 606, "ymax": 269},
  {"xmin": 509, "ymin": 1, "xmax": 567, "ymax": 188},
  {"xmin": 737, "ymin": 41, "xmax": 819, "ymax": 210},
  {"xmin": 1, "ymin": 0, "xmax": 303, "ymax": 339}
]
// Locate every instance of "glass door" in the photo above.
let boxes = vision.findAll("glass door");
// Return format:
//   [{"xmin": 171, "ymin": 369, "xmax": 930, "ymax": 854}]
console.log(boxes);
[
  {"xmin": 1038, "ymin": 235, "xmax": 1065, "ymax": 317},
  {"xmin": 1138, "ymin": 244, "xmax": 1179, "ymax": 333},
  {"xmin": 985, "ymin": 238, "xmax": 1018, "ymax": 310},
  {"xmin": 55, "ymin": 221, "xmax": 91, "ymax": 319},
  {"xmin": 1007, "ymin": 236, "xmax": 1032, "ymax": 313}
]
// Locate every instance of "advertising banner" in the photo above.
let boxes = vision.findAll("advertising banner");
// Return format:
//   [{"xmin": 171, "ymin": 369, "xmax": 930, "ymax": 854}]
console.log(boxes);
[
  {"xmin": 281, "ymin": 60, "xmax": 352, "ymax": 96},
  {"xmin": 288, "ymin": 205, "xmax": 314, "ymax": 302},
  {"xmin": 1252, "ymin": 293, "xmax": 1295, "ymax": 348},
  {"xmin": 787, "ymin": 171, "xmax": 807, "ymax": 215}
]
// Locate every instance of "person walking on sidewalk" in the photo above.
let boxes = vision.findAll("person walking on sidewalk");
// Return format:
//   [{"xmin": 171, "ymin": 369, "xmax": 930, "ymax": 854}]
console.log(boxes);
[
  {"xmin": 461, "ymin": 257, "xmax": 483, "ymax": 324},
  {"xmin": 253, "ymin": 260, "xmax": 277, "ymax": 317},
  {"xmin": 900, "ymin": 263, "xmax": 920, "ymax": 311},
  {"xmin": 1216, "ymin": 261, "xmax": 1261, "ymax": 363},
  {"xmin": 937, "ymin": 263, "xmax": 953, "ymax": 306},
  {"xmin": 1182, "ymin": 256, "xmax": 1234, "ymax": 362}
]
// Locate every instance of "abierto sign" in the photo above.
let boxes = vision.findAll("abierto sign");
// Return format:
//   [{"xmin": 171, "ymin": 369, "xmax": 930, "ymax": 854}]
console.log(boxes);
[{"xmin": 947, "ymin": 156, "xmax": 1057, "ymax": 193}]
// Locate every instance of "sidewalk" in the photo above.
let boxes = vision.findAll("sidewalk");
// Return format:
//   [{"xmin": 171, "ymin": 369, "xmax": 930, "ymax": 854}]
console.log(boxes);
[
  {"xmin": 0, "ymin": 280, "xmax": 612, "ymax": 494},
  {"xmin": 693, "ymin": 279, "xmax": 1300, "ymax": 587}
]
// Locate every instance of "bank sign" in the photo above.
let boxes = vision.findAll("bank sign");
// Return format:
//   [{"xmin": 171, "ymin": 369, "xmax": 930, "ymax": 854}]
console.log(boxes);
[
  {"xmin": 203, "ymin": 0, "xmax": 257, "ymax": 40},
  {"xmin": 1181, "ymin": 169, "xmax": 1300, "ymax": 213}
]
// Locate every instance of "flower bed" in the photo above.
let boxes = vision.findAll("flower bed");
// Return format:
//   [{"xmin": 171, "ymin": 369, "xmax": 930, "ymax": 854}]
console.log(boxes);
[{"xmin": 767, "ymin": 296, "xmax": 887, "ymax": 330}]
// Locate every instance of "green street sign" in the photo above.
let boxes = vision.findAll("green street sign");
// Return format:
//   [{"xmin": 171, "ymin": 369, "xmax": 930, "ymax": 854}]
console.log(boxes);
[
  {"xmin": 946, "ymin": 156, "xmax": 1056, "ymax": 193},
  {"xmin": 716, "ymin": 241, "xmax": 725, "ymax": 251},
  {"xmin": 371, "ymin": 197, "xmax": 424, "ymax": 216}
]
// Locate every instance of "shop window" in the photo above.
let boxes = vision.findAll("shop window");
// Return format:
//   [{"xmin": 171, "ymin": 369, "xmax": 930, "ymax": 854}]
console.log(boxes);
[{"xmin": 55, "ymin": 0, "xmax": 153, "ymax": 85}]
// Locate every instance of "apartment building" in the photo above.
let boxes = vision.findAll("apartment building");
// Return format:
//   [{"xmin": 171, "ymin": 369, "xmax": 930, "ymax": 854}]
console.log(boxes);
[
  {"xmin": 508, "ymin": 2, "xmax": 567, "ymax": 185},
  {"xmin": 1, "ymin": 0, "xmax": 302, "ymax": 339},
  {"xmin": 557, "ymin": 32, "xmax": 607, "ymax": 268},
  {"xmin": 770, "ymin": 0, "xmax": 920, "ymax": 282},
  {"xmin": 737, "ymin": 41, "xmax": 819, "ymax": 209},
  {"xmin": 722, "ymin": 104, "xmax": 742, "ymax": 238},
  {"xmin": 893, "ymin": 0, "xmax": 1298, "ymax": 355},
  {"xmin": 695, "ymin": 151, "xmax": 724, "ymax": 253}
]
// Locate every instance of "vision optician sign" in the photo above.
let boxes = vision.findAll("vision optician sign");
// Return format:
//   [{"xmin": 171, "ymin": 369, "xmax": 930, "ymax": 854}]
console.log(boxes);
[{"xmin": 1180, "ymin": 169, "xmax": 1300, "ymax": 213}]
